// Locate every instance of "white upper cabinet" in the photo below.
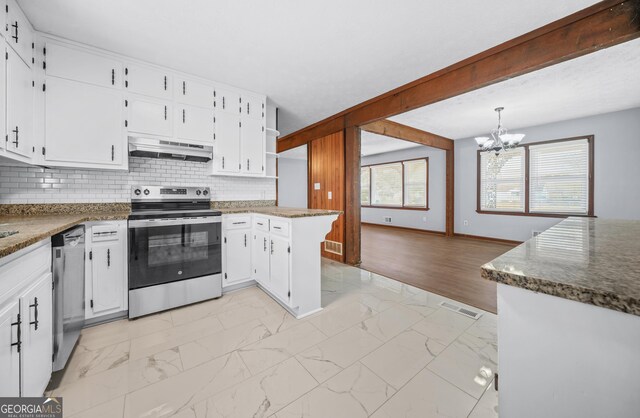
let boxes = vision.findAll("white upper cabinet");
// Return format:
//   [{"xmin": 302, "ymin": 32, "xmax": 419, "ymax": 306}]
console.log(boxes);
[
  {"xmin": 242, "ymin": 93, "xmax": 265, "ymax": 121},
  {"xmin": 215, "ymin": 87, "xmax": 240, "ymax": 114},
  {"xmin": 45, "ymin": 41, "xmax": 122, "ymax": 89},
  {"xmin": 127, "ymin": 96, "xmax": 172, "ymax": 138},
  {"xmin": 240, "ymin": 117, "xmax": 264, "ymax": 174},
  {"xmin": 176, "ymin": 78, "xmax": 214, "ymax": 108},
  {"xmin": 6, "ymin": 46, "xmax": 33, "ymax": 160},
  {"xmin": 5, "ymin": 0, "xmax": 34, "ymax": 67},
  {"xmin": 125, "ymin": 64, "xmax": 172, "ymax": 100},
  {"xmin": 175, "ymin": 104, "xmax": 214, "ymax": 143},
  {"xmin": 0, "ymin": 45, "xmax": 6, "ymax": 152},
  {"xmin": 44, "ymin": 76, "xmax": 125, "ymax": 168},
  {"xmin": 214, "ymin": 112, "xmax": 240, "ymax": 173}
]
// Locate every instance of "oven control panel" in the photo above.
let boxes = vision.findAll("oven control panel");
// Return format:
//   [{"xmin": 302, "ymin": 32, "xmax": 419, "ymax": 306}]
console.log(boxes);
[{"xmin": 131, "ymin": 186, "xmax": 211, "ymax": 200}]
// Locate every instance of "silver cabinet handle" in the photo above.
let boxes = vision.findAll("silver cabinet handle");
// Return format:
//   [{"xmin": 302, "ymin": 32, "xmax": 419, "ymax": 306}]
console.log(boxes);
[
  {"xmin": 244, "ymin": 234, "xmax": 247, "ymax": 247},
  {"xmin": 263, "ymin": 237, "xmax": 267, "ymax": 251},
  {"xmin": 270, "ymin": 240, "xmax": 274, "ymax": 255},
  {"xmin": 29, "ymin": 298, "xmax": 39, "ymax": 330}
]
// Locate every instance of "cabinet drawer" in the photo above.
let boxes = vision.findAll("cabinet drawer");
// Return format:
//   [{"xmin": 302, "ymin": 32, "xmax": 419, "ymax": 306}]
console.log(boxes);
[
  {"xmin": 253, "ymin": 216, "xmax": 269, "ymax": 232},
  {"xmin": 270, "ymin": 219, "xmax": 290, "ymax": 237},
  {"xmin": 91, "ymin": 225, "xmax": 120, "ymax": 242},
  {"xmin": 224, "ymin": 216, "xmax": 251, "ymax": 230}
]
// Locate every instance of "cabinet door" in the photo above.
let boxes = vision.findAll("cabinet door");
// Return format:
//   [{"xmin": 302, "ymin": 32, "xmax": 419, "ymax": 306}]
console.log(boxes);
[
  {"xmin": 252, "ymin": 230, "xmax": 270, "ymax": 287},
  {"xmin": 215, "ymin": 112, "xmax": 240, "ymax": 173},
  {"xmin": 176, "ymin": 105, "xmax": 214, "ymax": 143},
  {"xmin": 6, "ymin": 46, "xmax": 33, "ymax": 159},
  {"xmin": 0, "ymin": 300, "xmax": 20, "ymax": 396},
  {"xmin": 45, "ymin": 42, "xmax": 122, "ymax": 89},
  {"xmin": 125, "ymin": 64, "xmax": 171, "ymax": 99},
  {"xmin": 90, "ymin": 242, "xmax": 125, "ymax": 315},
  {"xmin": 241, "ymin": 93, "xmax": 264, "ymax": 121},
  {"xmin": 127, "ymin": 97, "xmax": 172, "ymax": 137},
  {"xmin": 20, "ymin": 273, "xmax": 53, "ymax": 397},
  {"xmin": 215, "ymin": 87, "xmax": 240, "ymax": 114},
  {"xmin": 224, "ymin": 229, "xmax": 251, "ymax": 286},
  {"xmin": 0, "ymin": 46, "xmax": 5, "ymax": 152},
  {"xmin": 6, "ymin": 0, "xmax": 33, "ymax": 68},
  {"xmin": 269, "ymin": 235, "xmax": 290, "ymax": 303},
  {"xmin": 240, "ymin": 117, "xmax": 264, "ymax": 175},
  {"xmin": 176, "ymin": 78, "xmax": 214, "ymax": 108},
  {"xmin": 45, "ymin": 76, "xmax": 124, "ymax": 166}
]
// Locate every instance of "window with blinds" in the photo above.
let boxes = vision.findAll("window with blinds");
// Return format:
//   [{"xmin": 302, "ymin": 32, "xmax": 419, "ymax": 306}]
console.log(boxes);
[
  {"xmin": 477, "ymin": 136, "xmax": 593, "ymax": 216},
  {"xmin": 371, "ymin": 163, "xmax": 403, "ymax": 206},
  {"xmin": 479, "ymin": 148, "xmax": 525, "ymax": 212},
  {"xmin": 361, "ymin": 167, "xmax": 370, "ymax": 206},
  {"xmin": 403, "ymin": 159, "xmax": 427, "ymax": 207},
  {"xmin": 529, "ymin": 139, "xmax": 589, "ymax": 214},
  {"xmin": 361, "ymin": 158, "xmax": 428, "ymax": 209}
]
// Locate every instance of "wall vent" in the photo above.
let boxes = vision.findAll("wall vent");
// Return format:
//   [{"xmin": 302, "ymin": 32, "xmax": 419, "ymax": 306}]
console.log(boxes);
[
  {"xmin": 324, "ymin": 240, "xmax": 343, "ymax": 255},
  {"xmin": 439, "ymin": 301, "xmax": 483, "ymax": 320}
]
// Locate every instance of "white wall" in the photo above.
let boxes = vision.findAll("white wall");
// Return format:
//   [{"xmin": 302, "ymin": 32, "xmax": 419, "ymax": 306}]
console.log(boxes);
[
  {"xmin": 277, "ymin": 157, "xmax": 308, "ymax": 208},
  {"xmin": 361, "ymin": 146, "xmax": 446, "ymax": 232},
  {"xmin": 455, "ymin": 107, "xmax": 640, "ymax": 241}
]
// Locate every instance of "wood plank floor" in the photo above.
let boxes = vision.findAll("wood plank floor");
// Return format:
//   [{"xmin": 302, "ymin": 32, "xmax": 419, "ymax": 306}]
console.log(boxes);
[{"xmin": 360, "ymin": 224, "xmax": 517, "ymax": 313}]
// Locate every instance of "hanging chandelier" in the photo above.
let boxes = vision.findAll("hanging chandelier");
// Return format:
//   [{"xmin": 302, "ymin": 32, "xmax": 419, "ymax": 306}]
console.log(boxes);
[{"xmin": 475, "ymin": 107, "xmax": 525, "ymax": 155}]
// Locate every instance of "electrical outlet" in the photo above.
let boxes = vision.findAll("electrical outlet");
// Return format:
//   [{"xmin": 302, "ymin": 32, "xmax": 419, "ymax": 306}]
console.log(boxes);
[
  {"xmin": 384, "ymin": 217, "xmax": 392, "ymax": 223},
  {"xmin": 463, "ymin": 220, "xmax": 469, "ymax": 226}
]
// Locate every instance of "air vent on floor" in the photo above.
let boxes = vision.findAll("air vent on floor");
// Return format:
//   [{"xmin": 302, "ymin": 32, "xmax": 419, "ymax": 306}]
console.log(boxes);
[
  {"xmin": 439, "ymin": 301, "xmax": 483, "ymax": 320},
  {"xmin": 324, "ymin": 240, "xmax": 343, "ymax": 255}
]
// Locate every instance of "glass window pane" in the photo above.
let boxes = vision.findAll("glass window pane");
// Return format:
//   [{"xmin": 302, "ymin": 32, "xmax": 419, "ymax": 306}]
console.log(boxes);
[
  {"xmin": 480, "ymin": 148, "xmax": 525, "ymax": 212},
  {"xmin": 371, "ymin": 163, "xmax": 402, "ymax": 206},
  {"xmin": 403, "ymin": 159, "xmax": 427, "ymax": 207},
  {"xmin": 361, "ymin": 167, "xmax": 370, "ymax": 205}
]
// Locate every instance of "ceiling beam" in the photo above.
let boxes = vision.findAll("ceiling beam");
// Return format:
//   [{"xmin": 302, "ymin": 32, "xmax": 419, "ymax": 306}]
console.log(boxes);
[
  {"xmin": 360, "ymin": 119, "xmax": 453, "ymax": 151},
  {"xmin": 277, "ymin": 0, "xmax": 640, "ymax": 152}
]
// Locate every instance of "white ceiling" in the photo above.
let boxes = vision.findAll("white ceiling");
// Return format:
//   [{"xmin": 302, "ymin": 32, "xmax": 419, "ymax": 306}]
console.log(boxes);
[
  {"xmin": 18, "ymin": 0, "xmax": 598, "ymax": 136},
  {"xmin": 390, "ymin": 38, "xmax": 640, "ymax": 139},
  {"xmin": 360, "ymin": 131, "xmax": 421, "ymax": 156}
]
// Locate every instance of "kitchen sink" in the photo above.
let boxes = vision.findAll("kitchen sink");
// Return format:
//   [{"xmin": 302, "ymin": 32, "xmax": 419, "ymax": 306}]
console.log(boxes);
[{"xmin": 0, "ymin": 231, "xmax": 18, "ymax": 239}]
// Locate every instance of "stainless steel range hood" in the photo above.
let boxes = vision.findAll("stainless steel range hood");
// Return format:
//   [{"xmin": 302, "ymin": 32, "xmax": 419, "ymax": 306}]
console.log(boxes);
[{"xmin": 128, "ymin": 137, "xmax": 213, "ymax": 162}]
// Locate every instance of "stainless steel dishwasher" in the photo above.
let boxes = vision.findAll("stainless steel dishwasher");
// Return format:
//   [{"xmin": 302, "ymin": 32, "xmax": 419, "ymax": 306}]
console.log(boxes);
[{"xmin": 52, "ymin": 225, "xmax": 86, "ymax": 371}]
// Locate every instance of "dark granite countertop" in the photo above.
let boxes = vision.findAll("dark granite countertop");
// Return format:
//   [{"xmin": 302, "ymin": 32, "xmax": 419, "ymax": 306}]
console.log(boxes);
[{"xmin": 482, "ymin": 217, "xmax": 640, "ymax": 316}]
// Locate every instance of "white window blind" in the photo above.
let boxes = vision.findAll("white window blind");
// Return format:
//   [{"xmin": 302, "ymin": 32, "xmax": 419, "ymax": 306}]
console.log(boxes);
[
  {"xmin": 480, "ymin": 148, "xmax": 525, "ymax": 212},
  {"xmin": 403, "ymin": 159, "xmax": 427, "ymax": 207},
  {"xmin": 529, "ymin": 138, "xmax": 589, "ymax": 214},
  {"xmin": 371, "ymin": 162, "xmax": 403, "ymax": 206},
  {"xmin": 361, "ymin": 167, "xmax": 370, "ymax": 206}
]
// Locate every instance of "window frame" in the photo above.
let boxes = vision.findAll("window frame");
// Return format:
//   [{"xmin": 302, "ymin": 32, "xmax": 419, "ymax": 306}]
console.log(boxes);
[
  {"xmin": 361, "ymin": 157, "xmax": 429, "ymax": 211},
  {"xmin": 476, "ymin": 135, "xmax": 595, "ymax": 218}
]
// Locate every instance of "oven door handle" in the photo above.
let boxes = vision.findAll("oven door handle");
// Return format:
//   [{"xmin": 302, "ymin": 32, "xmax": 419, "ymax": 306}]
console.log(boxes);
[{"xmin": 129, "ymin": 216, "xmax": 222, "ymax": 228}]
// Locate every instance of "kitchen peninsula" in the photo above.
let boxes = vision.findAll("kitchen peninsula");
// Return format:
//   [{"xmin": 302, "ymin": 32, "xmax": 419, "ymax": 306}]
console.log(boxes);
[{"xmin": 482, "ymin": 217, "xmax": 640, "ymax": 418}]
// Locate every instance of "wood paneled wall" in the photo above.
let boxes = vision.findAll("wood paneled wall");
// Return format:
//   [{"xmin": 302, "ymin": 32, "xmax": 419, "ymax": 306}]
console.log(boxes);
[{"xmin": 308, "ymin": 131, "xmax": 345, "ymax": 261}]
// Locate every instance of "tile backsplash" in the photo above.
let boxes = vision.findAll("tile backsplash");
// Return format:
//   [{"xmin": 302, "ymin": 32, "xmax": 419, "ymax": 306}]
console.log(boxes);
[{"xmin": 0, "ymin": 157, "xmax": 276, "ymax": 204}]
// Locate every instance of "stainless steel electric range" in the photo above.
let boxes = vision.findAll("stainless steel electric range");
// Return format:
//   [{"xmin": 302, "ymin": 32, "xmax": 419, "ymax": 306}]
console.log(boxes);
[{"xmin": 128, "ymin": 186, "xmax": 222, "ymax": 318}]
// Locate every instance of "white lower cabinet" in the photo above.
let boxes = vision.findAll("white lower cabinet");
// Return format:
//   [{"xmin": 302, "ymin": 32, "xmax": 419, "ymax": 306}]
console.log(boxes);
[
  {"xmin": 269, "ymin": 235, "xmax": 290, "ymax": 303},
  {"xmin": 223, "ymin": 220, "xmax": 252, "ymax": 287},
  {"xmin": 0, "ymin": 300, "xmax": 21, "ymax": 396},
  {"xmin": 0, "ymin": 240, "xmax": 53, "ymax": 397},
  {"xmin": 252, "ymin": 229, "xmax": 270, "ymax": 287},
  {"xmin": 19, "ymin": 273, "xmax": 53, "ymax": 396},
  {"xmin": 85, "ymin": 221, "xmax": 128, "ymax": 320}
]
